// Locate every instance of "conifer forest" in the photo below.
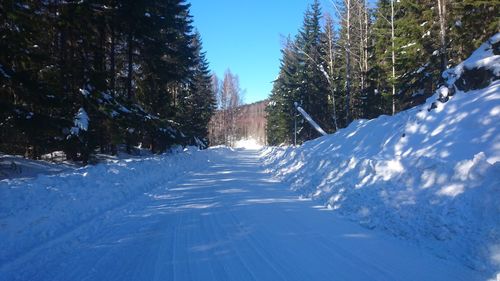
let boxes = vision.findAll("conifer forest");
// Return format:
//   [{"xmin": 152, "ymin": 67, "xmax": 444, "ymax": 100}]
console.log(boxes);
[
  {"xmin": 0, "ymin": 0, "xmax": 216, "ymax": 163},
  {"xmin": 1, "ymin": 1, "xmax": 500, "ymax": 280},
  {"xmin": 0, "ymin": 0, "xmax": 498, "ymax": 158},
  {"xmin": 266, "ymin": 0, "xmax": 498, "ymax": 145}
]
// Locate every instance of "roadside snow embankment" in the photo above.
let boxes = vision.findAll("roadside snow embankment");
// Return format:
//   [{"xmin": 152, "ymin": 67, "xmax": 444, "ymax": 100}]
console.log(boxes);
[
  {"xmin": 262, "ymin": 34, "xmax": 500, "ymax": 274},
  {"xmin": 0, "ymin": 147, "xmax": 224, "ymax": 267}
]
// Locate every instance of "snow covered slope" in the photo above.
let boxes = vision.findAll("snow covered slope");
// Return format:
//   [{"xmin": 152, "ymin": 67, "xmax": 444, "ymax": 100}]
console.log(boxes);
[
  {"xmin": 262, "ymin": 34, "xmax": 500, "ymax": 275},
  {"xmin": 0, "ymin": 147, "xmax": 219, "ymax": 268},
  {"xmin": 0, "ymin": 154, "xmax": 75, "ymax": 180}
]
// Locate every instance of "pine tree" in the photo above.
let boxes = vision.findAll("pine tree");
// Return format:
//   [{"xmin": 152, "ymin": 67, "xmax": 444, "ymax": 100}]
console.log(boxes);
[
  {"xmin": 177, "ymin": 31, "xmax": 216, "ymax": 147},
  {"xmin": 1, "ymin": 0, "xmax": 215, "ymax": 161},
  {"xmin": 449, "ymin": 0, "xmax": 499, "ymax": 65},
  {"xmin": 266, "ymin": 40, "xmax": 301, "ymax": 145},
  {"xmin": 0, "ymin": 1, "xmax": 68, "ymax": 158},
  {"xmin": 294, "ymin": 0, "xmax": 330, "ymax": 142},
  {"xmin": 372, "ymin": 0, "xmax": 397, "ymax": 115}
]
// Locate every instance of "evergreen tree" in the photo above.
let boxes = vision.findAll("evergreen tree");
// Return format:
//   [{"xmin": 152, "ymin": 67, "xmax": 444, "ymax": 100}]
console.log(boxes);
[
  {"xmin": 266, "ymin": 40, "xmax": 301, "ymax": 145},
  {"xmin": 267, "ymin": 0, "xmax": 331, "ymax": 145},
  {"xmin": 448, "ymin": 0, "xmax": 499, "ymax": 65},
  {"xmin": 295, "ymin": 0, "xmax": 330, "ymax": 142},
  {"xmin": 177, "ymin": 31, "xmax": 216, "ymax": 147},
  {"xmin": 372, "ymin": 0, "xmax": 397, "ymax": 115},
  {"xmin": 0, "ymin": 0, "xmax": 215, "ymax": 162}
]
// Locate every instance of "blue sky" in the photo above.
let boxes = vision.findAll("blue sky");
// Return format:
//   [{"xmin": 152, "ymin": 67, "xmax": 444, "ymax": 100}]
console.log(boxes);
[{"xmin": 189, "ymin": 0, "xmax": 333, "ymax": 104}]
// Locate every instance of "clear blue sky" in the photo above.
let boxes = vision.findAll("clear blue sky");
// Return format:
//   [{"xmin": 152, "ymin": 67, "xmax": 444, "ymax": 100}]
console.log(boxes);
[{"xmin": 189, "ymin": 0, "xmax": 334, "ymax": 104}]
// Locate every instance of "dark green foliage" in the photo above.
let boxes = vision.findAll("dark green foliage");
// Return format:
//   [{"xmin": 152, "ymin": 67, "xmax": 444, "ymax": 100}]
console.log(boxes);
[
  {"xmin": 267, "ymin": 0, "xmax": 498, "ymax": 146},
  {"xmin": 266, "ymin": 43, "xmax": 299, "ymax": 145},
  {"xmin": 177, "ymin": 31, "xmax": 216, "ymax": 147},
  {"xmin": 449, "ymin": 0, "xmax": 499, "ymax": 64},
  {"xmin": 266, "ymin": 1, "xmax": 330, "ymax": 145},
  {"xmin": 0, "ymin": 0, "xmax": 215, "ymax": 162}
]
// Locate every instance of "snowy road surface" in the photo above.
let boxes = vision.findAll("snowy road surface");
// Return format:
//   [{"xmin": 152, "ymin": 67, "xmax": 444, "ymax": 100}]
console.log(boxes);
[{"xmin": 1, "ymin": 149, "xmax": 482, "ymax": 281}]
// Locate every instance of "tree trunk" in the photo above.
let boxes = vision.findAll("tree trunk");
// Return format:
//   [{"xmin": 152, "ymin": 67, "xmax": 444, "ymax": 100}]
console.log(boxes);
[
  {"xmin": 364, "ymin": 0, "xmax": 369, "ymax": 93},
  {"xmin": 110, "ymin": 10, "xmax": 116, "ymax": 97},
  {"xmin": 326, "ymin": 17, "xmax": 338, "ymax": 131},
  {"xmin": 437, "ymin": 0, "xmax": 448, "ymax": 71},
  {"xmin": 126, "ymin": 30, "xmax": 133, "ymax": 154},
  {"xmin": 345, "ymin": 0, "xmax": 352, "ymax": 124},
  {"xmin": 127, "ymin": 31, "xmax": 133, "ymax": 103},
  {"xmin": 391, "ymin": 0, "xmax": 396, "ymax": 115}
]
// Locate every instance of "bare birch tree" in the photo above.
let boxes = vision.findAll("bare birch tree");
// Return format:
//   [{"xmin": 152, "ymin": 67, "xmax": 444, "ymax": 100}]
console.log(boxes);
[
  {"xmin": 323, "ymin": 14, "xmax": 340, "ymax": 131},
  {"xmin": 208, "ymin": 69, "xmax": 243, "ymax": 146}
]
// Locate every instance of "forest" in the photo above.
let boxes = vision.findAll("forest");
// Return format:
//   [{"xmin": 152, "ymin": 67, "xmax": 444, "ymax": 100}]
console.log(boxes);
[
  {"xmin": 1, "ymin": 0, "xmax": 498, "ymax": 161},
  {"xmin": 0, "ymin": 1, "xmax": 499, "ymax": 278},
  {"xmin": 266, "ymin": 0, "xmax": 498, "ymax": 145},
  {"xmin": 0, "ymin": 0, "xmax": 216, "ymax": 163}
]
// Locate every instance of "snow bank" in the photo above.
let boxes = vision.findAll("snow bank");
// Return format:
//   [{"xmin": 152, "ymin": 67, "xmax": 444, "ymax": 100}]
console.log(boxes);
[
  {"xmin": 443, "ymin": 33, "xmax": 500, "ymax": 87},
  {"xmin": 262, "ymin": 35, "xmax": 500, "ymax": 274},
  {"xmin": 0, "ymin": 154, "xmax": 75, "ymax": 180},
  {"xmin": 0, "ymin": 147, "xmax": 229, "ymax": 266}
]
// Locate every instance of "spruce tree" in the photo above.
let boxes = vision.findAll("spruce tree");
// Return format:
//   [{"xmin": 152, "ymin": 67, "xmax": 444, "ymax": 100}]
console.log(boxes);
[
  {"xmin": 266, "ymin": 40, "xmax": 301, "ymax": 145},
  {"xmin": 295, "ymin": 0, "xmax": 330, "ymax": 142},
  {"xmin": 1, "ymin": 0, "xmax": 215, "ymax": 160},
  {"xmin": 449, "ymin": 0, "xmax": 499, "ymax": 65},
  {"xmin": 177, "ymin": 31, "xmax": 216, "ymax": 147}
]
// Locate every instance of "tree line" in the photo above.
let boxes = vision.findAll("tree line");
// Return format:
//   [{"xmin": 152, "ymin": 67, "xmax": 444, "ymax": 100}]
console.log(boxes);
[
  {"xmin": 266, "ymin": 0, "xmax": 498, "ymax": 145},
  {"xmin": 0, "ymin": 0, "xmax": 216, "ymax": 163},
  {"xmin": 208, "ymin": 69, "xmax": 245, "ymax": 146}
]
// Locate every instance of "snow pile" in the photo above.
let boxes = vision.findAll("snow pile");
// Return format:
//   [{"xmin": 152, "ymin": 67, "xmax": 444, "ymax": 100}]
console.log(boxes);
[
  {"xmin": 0, "ymin": 154, "xmax": 75, "ymax": 180},
  {"xmin": 443, "ymin": 33, "xmax": 500, "ymax": 87},
  {"xmin": 0, "ymin": 147, "xmax": 227, "ymax": 267},
  {"xmin": 234, "ymin": 138, "xmax": 263, "ymax": 150},
  {"xmin": 262, "ymin": 35, "xmax": 500, "ymax": 274}
]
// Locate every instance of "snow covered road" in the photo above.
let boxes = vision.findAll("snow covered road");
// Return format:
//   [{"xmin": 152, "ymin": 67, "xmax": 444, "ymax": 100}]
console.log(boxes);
[{"xmin": 0, "ymin": 149, "xmax": 483, "ymax": 281}]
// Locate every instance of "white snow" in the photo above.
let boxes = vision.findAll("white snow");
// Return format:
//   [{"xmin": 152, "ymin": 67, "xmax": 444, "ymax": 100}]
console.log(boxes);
[
  {"xmin": 0, "ymin": 147, "xmax": 212, "ymax": 275},
  {"xmin": 0, "ymin": 154, "xmax": 75, "ymax": 180},
  {"xmin": 79, "ymin": 88, "xmax": 90, "ymax": 97},
  {"xmin": 262, "ymin": 73, "xmax": 500, "ymax": 274},
  {"xmin": 437, "ymin": 85, "xmax": 449, "ymax": 98},
  {"xmin": 443, "ymin": 32, "xmax": 500, "ymax": 86},
  {"xmin": 70, "ymin": 107, "xmax": 89, "ymax": 135},
  {"xmin": 401, "ymin": 42, "xmax": 416, "ymax": 49},
  {"xmin": 234, "ymin": 138, "xmax": 263, "ymax": 150},
  {"xmin": 0, "ymin": 148, "xmax": 484, "ymax": 280},
  {"xmin": 0, "ymin": 33, "xmax": 498, "ymax": 281}
]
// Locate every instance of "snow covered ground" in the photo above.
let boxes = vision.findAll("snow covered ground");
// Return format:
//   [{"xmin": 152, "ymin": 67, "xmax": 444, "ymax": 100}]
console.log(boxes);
[
  {"xmin": 234, "ymin": 138, "xmax": 264, "ymax": 149},
  {"xmin": 0, "ymin": 148, "xmax": 485, "ymax": 281},
  {"xmin": 262, "ymin": 35, "xmax": 500, "ymax": 277},
  {"xmin": 0, "ymin": 33, "xmax": 497, "ymax": 281},
  {"xmin": 0, "ymin": 147, "xmax": 213, "ymax": 275},
  {"xmin": 0, "ymin": 154, "xmax": 76, "ymax": 181}
]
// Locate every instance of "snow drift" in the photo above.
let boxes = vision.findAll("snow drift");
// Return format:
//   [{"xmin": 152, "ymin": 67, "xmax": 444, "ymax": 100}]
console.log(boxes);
[
  {"xmin": 262, "ymin": 34, "xmax": 500, "ymax": 274},
  {"xmin": 0, "ymin": 147, "xmax": 225, "ymax": 267}
]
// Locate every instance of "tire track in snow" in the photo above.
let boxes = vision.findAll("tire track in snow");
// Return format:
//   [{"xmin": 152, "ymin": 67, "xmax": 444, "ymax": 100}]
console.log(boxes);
[{"xmin": 0, "ymin": 148, "xmax": 485, "ymax": 281}]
